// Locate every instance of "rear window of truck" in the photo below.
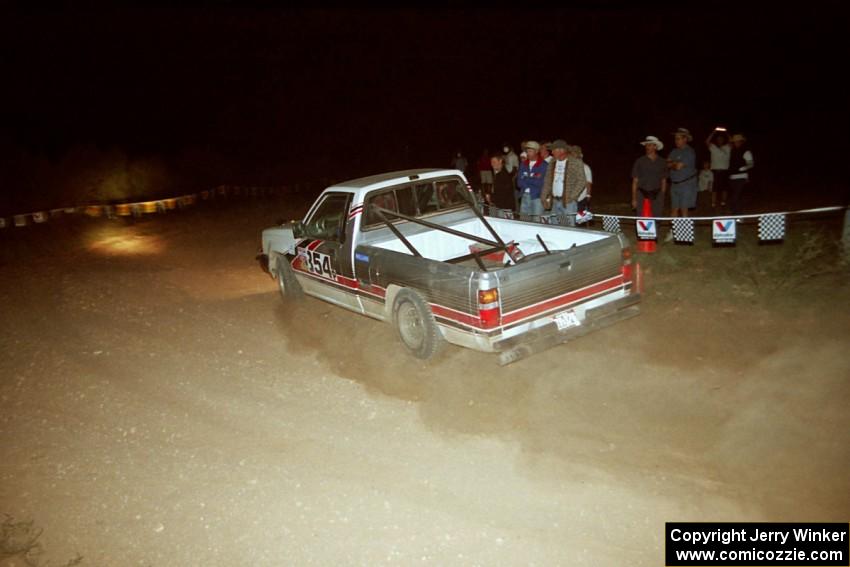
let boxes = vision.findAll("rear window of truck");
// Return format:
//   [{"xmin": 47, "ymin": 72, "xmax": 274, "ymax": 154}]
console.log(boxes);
[{"xmin": 362, "ymin": 178, "xmax": 468, "ymax": 229}]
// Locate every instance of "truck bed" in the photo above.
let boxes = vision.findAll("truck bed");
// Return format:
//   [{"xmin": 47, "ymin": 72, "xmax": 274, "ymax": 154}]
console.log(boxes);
[{"xmin": 365, "ymin": 216, "xmax": 611, "ymax": 265}]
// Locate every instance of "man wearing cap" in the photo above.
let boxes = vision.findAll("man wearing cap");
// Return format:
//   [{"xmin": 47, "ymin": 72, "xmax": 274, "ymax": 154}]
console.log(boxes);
[
  {"xmin": 516, "ymin": 141, "xmax": 548, "ymax": 217},
  {"xmin": 631, "ymin": 136, "xmax": 668, "ymax": 218},
  {"xmin": 665, "ymin": 128, "xmax": 698, "ymax": 240},
  {"xmin": 502, "ymin": 144, "xmax": 519, "ymax": 177},
  {"xmin": 541, "ymin": 139, "xmax": 587, "ymax": 226}
]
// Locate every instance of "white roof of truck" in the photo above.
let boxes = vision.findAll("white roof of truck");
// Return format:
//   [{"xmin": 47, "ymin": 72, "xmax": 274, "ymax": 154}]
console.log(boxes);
[{"xmin": 327, "ymin": 168, "xmax": 464, "ymax": 193}]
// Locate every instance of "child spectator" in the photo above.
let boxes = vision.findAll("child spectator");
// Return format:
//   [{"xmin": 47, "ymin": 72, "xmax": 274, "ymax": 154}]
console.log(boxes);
[{"xmin": 699, "ymin": 160, "xmax": 714, "ymax": 193}]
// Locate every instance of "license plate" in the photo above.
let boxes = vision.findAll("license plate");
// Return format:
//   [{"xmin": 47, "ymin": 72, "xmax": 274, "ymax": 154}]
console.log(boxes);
[{"xmin": 554, "ymin": 310, "xmax": 581, "ymax": 330}]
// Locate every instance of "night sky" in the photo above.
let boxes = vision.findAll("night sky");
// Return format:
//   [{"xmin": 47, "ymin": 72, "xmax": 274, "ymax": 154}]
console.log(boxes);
[{"xmin": 2, "ymin": 4, "xmax": 849, "ymax": 207}]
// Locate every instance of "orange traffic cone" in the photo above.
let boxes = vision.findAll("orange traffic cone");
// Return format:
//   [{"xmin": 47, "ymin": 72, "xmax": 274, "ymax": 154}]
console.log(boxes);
[{"xmin": 635, "ymin": 197, "xmax": 657, "ymax": 253}]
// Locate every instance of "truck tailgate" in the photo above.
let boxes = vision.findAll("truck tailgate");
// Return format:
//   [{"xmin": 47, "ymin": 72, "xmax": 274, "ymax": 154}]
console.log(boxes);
[{"xmin": 497, "ymin": 236, "xmax": 625, "ymax": 317}]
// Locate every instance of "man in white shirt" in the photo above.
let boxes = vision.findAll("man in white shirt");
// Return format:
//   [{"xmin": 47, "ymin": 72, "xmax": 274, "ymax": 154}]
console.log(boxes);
[{"xmin": 705, "ymin": 128, "xmax": 731, "ymax": 208}]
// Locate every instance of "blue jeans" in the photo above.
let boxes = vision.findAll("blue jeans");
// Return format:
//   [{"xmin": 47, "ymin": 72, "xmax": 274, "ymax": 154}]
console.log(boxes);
[
  {"xmin": 520, "ymin": 193, "xmax": 543, "ymax": 217},
  {"xmin": 552, "ymin": 199, "xmax": 578, "ymax": 226}
]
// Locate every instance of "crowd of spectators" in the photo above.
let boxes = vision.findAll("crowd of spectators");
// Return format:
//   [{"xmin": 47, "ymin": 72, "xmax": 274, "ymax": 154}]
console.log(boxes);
[{"xmin": 453, "ymin": 127, "xmax": 754, "ymax": 233}]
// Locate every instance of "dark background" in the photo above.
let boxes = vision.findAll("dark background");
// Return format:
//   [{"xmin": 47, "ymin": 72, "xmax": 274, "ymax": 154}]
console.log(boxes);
[{"xmin": 2, "ymin": 4, "xmax": 848, "ymax": 213}]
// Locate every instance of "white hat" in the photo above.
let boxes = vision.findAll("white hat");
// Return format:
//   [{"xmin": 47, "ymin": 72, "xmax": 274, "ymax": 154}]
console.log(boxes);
[
  {"xmin": 640, "ymin": 135, "xmax": 664, "ymax": 151},
  {"xmin": 671, "ymin": 127, "xmax": 693, "ymax": 141},
  {"xmin": 523, "ymin": 140, "xmax": 540, "ymax": 151}
]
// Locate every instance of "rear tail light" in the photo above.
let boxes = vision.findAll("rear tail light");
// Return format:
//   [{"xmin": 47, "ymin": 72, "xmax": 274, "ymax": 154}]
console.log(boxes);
[{"xmin": 478, "ymin": 288, "xmax": 501, "ymax": 328}]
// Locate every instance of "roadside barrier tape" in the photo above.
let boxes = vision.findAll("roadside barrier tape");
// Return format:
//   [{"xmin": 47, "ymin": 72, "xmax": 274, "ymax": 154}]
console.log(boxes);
[
  {"xmin": 483, "ymin": 204, "xmax": 849, "ymax": 245},
  {"xmin": 1, "ymin": 185, "xmax": 287, "ymax": 228},
  {"xmin": 586, "ymin": 205, "xmax": 847, "ymax": 221},
  {"xmin": 484, "ymin": 204, "xmax": 847, "ymax": 222}
]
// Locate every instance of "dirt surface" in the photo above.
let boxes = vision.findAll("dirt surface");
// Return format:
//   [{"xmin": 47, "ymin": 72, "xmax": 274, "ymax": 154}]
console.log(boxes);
[{"xmin": 1, "ymin": 196, "xmax": 849, "ymax": 566}]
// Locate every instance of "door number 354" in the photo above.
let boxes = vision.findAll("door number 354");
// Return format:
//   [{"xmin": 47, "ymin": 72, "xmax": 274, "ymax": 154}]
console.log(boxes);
[{"xmin": 298, "ymin": 248, "xmax": 335, "ymax": 280}]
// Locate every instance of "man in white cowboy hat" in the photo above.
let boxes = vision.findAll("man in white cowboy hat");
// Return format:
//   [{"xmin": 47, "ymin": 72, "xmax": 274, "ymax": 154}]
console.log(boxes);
[
  {"xmin": 728, "ymin": 133, "xmax": 754, "ymax": 214},
  {"xmin": 665, "ymin": 127, "xmax": 698, "ymax": 241},
  {"xmin": 631, "ymin": 135, "xmax": 668, "ymax": 218}
]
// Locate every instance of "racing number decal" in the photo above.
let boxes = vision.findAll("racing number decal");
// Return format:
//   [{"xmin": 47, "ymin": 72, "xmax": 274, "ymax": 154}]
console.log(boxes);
[{"xmin": 297, "ymin": 247, "xmax": 336, "ymax": 280}]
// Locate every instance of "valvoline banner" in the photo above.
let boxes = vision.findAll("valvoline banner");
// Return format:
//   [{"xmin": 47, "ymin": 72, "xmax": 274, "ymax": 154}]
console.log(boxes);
[
  {"xmin": 636, "ymin": 218, "xmax": 657, "ymax": 240},
  {"xmin": 713, "ymin": 219, "xmax": 736, "ymax": 243}
]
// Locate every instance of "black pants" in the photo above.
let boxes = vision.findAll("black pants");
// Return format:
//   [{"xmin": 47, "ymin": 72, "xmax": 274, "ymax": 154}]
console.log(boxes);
[
  {"xmin": 712, "ymin": 169, "xmax": 730, "ymax": 194},
  {"xmin": 729, "ymin": 178, "xmax": 747, "ymax": 214},
  {"xmin": 638, "ymin": 189, "xmax": 663, "ymax": 217}
]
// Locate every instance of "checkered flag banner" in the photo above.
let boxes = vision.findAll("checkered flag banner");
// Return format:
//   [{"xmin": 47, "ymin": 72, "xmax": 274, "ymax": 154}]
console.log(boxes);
[
  {"xmin": 672, "ymin": 218, "xmax": 695, "ymax": 243},
  {"xmin": 759, "ymin": 213, "xmax": 786, "ymax": 241},
  {"xmin": 601, "ymin": 215, "xmax": 621, "ymax": 233}
]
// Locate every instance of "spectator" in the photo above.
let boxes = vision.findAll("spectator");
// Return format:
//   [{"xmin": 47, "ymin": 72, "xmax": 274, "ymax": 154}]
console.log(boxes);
[
  {"xmin": 502, "ymin": 144, "xmax": 520, "ymax": 177},
  {"xmin": 516, "ymin": 141, "xmax": 548, "ymax": 217},
  {"xmin": 540, "ymin": 141, "xmax": 554, "ymax": 164},
  {"xmin": 477, "ymin": 149, "xmax": 493, "ymax": 196},
  {"xmin": 699, "ymin": 159, "xmax": 714, "ymax": 194},
  {"xmin": 503, "ymin": 145, "xmax": 520, "ymax": 210},
  {"xmin": 541, "ymin": 139, "xmax": 586, "ymax": 226},
  {"xmin": 665, "ymin": 127, "xmax": 698, "ymax": 241},
  {"xmin": 570, "ymin": 145, "xmax": 593, "ymax": 222},
  {"xmin": 705, "ymin": 128, "xmax": 731, "ymax": 208},
  {"xmin": 489, "ymin": 154, "xmax": 515, "ymax": 212},
  {"xmin": 631, "ymin": 135, "xmax": 668, "ymax": 218},
  {"xmin": 516, "ymin": 148, "xmax": 528, "ymax": 211},
  {"xmin": 728, "ymin": 133, "xmax": 754, "ymax": 215},
  {"xmin": 451, "ymin": 150, "xmax": 468, "ymax": 177}
]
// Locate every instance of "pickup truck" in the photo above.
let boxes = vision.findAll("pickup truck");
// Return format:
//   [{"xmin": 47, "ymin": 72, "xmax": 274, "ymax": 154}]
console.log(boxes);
[{"xmin": 259, "ymin": 168, "xmax": 639, "ymax": 365}]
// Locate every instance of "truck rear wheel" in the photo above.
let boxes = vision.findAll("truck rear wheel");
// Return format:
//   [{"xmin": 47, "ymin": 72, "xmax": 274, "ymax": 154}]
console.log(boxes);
[
  {"xmin": 392, "ymin": 289, "xmax": 444, "ymax": 360},
  {"xmin": 276, "ymin": 255, "xmax": 303, "ymax": 300}
]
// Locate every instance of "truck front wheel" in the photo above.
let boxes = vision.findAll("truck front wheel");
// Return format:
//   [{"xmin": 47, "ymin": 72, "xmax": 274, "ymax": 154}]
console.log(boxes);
[
  {"xmin": 276, "ymin": 255, "xmax": 303, "ymax": 301},
  {"xmin": 392, "ymin": 289, "xmax": 444, "ymax": 360}
]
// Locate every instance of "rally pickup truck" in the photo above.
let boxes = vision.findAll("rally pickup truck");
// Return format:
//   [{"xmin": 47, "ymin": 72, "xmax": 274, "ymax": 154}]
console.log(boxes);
[{"xmin": 259, "ymin": 168, "xmax": 640, "ymax": 365}]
